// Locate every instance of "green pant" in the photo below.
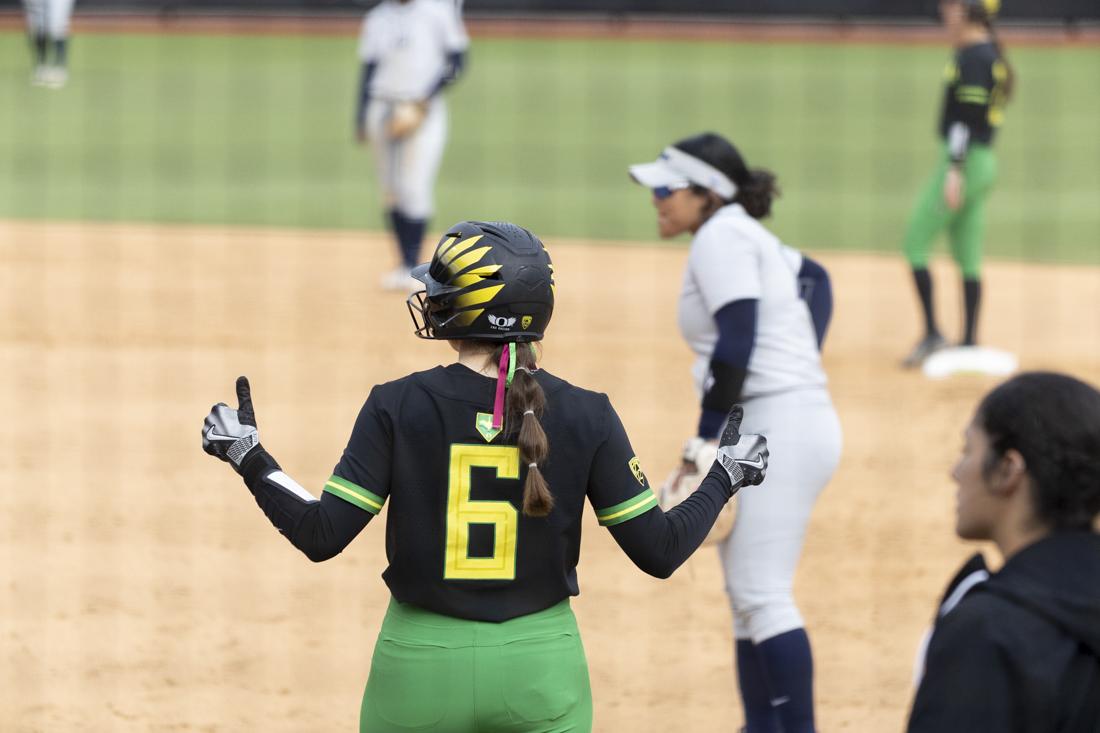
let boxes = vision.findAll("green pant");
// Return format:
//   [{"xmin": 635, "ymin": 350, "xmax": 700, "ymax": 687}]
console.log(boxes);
[
  {"xmin": 361, "ymin": 598, "xmax": 593, "ymax": 732},
  {"xmin": 903, "ymin": 144, "xmax": 998, "ymax": 278}
]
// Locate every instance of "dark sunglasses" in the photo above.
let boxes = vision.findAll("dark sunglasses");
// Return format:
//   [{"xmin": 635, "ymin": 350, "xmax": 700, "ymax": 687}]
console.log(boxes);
[{"xmin": 652, "ymin": 183, "xmax": 690, "ymax": 200}]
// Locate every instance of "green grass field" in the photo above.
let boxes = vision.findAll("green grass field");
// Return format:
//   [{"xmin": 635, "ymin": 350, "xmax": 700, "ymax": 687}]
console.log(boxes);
[{"xmin": 2, "ymin": 30, "xmax": 1098, "ymax": 262}]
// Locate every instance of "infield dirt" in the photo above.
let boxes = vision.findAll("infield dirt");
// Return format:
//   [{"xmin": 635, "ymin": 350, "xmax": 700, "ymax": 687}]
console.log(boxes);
[{"xmin": 2, "ymin": 219, "xmax": 1099, "ymax": 731}]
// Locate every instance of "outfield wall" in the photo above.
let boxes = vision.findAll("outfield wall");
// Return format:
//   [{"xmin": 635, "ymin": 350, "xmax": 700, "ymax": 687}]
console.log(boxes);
[{"xmin": 1, "ymin": 0, "xmax": 1097, "ymax": 22}]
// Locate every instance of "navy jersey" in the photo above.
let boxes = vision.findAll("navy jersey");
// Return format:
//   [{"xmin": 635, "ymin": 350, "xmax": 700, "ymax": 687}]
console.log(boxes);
[
  {"xmin": 325, "ymin": 364, "xmax": 659, "ymax": 622},
  {"xmin": 938, "ymin": 41, "xmax": 1009, "ymax": 148}
]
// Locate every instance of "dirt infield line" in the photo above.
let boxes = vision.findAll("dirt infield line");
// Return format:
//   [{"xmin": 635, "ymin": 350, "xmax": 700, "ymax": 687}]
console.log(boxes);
[{"xmin": 0, "ymin": 10, "xmax": 1097, "ymax": 46}]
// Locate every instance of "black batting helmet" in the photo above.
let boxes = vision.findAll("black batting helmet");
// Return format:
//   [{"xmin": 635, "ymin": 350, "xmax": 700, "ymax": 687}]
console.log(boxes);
[
  {"xmin": 406, "ymin": 220, "xmax": 555, "ymax": 342},
  {"xmin": 959, "ymin": 0, "xmax": 999, "ymax": 20}
]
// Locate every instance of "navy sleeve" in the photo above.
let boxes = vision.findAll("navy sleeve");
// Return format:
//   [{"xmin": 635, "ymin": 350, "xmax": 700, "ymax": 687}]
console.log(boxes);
[
  {"xmin": 426, "ymin": 50, "xmax": 466, "ymax": 99},
  {"xmin": 354, "ymin": 61, "xmax": 377, "ymax": 132},
  {"xmin": 698, "ymin": 299, "xmax": 756, "ymax": 438},
  {"xmin": 797, "ymin": 255, "xmax": 832, "ymax": 350}
]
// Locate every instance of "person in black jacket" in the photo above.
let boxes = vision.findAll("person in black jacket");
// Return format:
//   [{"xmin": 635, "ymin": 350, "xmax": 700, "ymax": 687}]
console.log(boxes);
[{"xmin": 907, "ymin": 371, "xmax": 1100, "ymax": 733}]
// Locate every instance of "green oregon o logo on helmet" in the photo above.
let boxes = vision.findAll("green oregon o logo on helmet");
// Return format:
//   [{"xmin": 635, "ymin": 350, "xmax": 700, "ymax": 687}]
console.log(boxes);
[{"xmin": 406, "ymin": 220, "xmax": 555, "ymax": 343}]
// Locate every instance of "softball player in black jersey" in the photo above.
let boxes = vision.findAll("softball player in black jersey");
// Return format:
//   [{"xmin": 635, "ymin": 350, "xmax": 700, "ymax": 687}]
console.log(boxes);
[
  {"xmin": 902, "ymin": 0, "xmax": 1015, "ymax": 367},
  {"xmin": 202, "ymin": 220, "xmax": 770, "ymax": 732}
]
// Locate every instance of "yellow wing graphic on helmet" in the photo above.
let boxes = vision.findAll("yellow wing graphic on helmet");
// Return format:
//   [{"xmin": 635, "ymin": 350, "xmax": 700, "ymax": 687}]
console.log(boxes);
[{"xmin": 438, "ymin": 234, "xmax": 483, "ymax": 268}]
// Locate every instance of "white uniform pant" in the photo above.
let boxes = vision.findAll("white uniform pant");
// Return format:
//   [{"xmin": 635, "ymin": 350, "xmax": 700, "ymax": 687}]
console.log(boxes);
[
  {"xmin": 719, "ymin": 388, "xmax": 841, "ymax": 643},
  {"xmin": 366, "ymin": 97, "xmax": 447, "ymax": 220},
  {"xmin": 23, "ymin": 0, "xmax": 74, "ymax": 39}
]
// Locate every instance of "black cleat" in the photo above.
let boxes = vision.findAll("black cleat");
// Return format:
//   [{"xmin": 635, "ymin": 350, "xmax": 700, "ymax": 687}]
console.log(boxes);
[{"xmin": 902, "ymin": 333, "xmax": 947, "ymax": 369}]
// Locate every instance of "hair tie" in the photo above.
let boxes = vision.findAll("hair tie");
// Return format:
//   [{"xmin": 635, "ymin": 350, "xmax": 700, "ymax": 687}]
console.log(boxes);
[
  {"xmin": 515, "ymin": 366, "xmax": 537, "ymax": 375},
  {"xmin": 523, "ymin": 409, "xmax": 535, "ymax": 416},
  {"xmin": 528, "ymin": 462, "xmax": 538, "ymax": 469}
]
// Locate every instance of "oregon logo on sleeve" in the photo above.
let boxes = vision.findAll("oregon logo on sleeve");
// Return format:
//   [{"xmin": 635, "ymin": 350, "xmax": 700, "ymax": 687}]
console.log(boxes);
[{"xmin": 628, "ymin": 457, "xmax": 647, "ymax": 486}]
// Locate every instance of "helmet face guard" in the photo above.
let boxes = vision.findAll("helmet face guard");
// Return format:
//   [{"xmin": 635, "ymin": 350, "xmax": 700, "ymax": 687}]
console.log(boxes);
[
  {"xmin": 405, "ymin": 220, "xmax": 555, "ymax": 343},
  {"xmin": 406, "ymin": 289, "xmax": 436, "ymax": 339}
]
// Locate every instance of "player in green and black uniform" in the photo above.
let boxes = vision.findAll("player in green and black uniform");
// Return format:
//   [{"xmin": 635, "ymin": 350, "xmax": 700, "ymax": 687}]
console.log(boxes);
[
  {"xmin": 902, "ymin": 0, "xmax": 1015, "ymax": 368},
  {"xmin": 201, "ymin": 220, "xmax": 771, "ymax": 732}
]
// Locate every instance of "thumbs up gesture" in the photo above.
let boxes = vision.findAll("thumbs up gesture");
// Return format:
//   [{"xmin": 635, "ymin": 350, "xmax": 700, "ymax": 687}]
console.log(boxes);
[
  {"xmin": 714, "ymin": 405, "xmax": 769, "ymax": 490},
  {"xmin": 202, "ymin": 376, "xmax": 261, "ymax": 471}
]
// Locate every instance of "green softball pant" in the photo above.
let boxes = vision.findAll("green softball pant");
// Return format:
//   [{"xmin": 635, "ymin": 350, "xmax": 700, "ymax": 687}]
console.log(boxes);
[
  {"xmin": 360, "ymin": 598, "xmax": 593, "ymax": 733},
  {"xmin": 902, "ymin": 144, "xmax": 998, "ymax": 279}
]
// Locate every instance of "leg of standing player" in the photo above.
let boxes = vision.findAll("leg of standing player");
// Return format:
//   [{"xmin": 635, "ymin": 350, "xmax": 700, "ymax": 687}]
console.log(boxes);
[
  {"xmin": 947, "ymin": 144, "xmax": 997, "ymax": 346},
  {"xmin": 23, "ymin": 0, "xmax": 49, "ymax": 84},
  {"xmin": 43, "ymin": 0, "xmax": 73, "ymax": 88},
  {"xmin": 901, "ymin": 156, "xmax": 955, "ymax": 366},
  {"xmin": 366, "ymin": 101, "xmax": 411, "ymax": 289},
  {"xmin": 391, "ymin": 98, "xmax": 447, "ymax": 276},
  {"xmin": 720, "ymin": 393, "xmax": 841, "ymax": 733}
]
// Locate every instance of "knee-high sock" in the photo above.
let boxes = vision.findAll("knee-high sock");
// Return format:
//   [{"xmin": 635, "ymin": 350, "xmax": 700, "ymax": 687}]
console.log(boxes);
[
  {"xmin": 54, "ymin": 38, "xmax": 67, "ymax": 67},
  {"xmin": 912, "ymin": 267, "xmax": 938, "ymax": 337},
  {"xmin": 962, "ymin": 277, "xmax": 981, "ymax": 346},
  {"xmin": 395, "ymin": 214, "xmax": 426, "ymax": 269},
  {"xmin": 32, "ymin": 33, "xmax": 48, "ymax": 66},
  {"xmin": 386, "ymin": 208, "xmax": 405, "ymax": 265},
  {"xmin": 757, "ymin": 628, "xmax": 816, "ymax": 733},
  {"xmin": 736, "ymin": 639, "xmax": 781, "ymax": 733}
]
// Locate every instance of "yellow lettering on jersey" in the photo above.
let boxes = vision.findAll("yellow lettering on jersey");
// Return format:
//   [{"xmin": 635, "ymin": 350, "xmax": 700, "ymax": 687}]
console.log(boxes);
[{"xmin": 444, "ymin": 444, "xmax": 519, "ymax": 581}]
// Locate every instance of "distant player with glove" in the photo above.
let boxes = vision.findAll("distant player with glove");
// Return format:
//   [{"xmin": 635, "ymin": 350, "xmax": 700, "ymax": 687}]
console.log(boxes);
[
  {"xmin": 631, "ymin": 133, "xmax": 842, "ymax": 733},
  {"xmin": 202, "ymin": 219, "xmax": 769, "ymax": 732},
  {"xmin": 353, "ymin": 0, "xmax": 469, "ymax": 292}
]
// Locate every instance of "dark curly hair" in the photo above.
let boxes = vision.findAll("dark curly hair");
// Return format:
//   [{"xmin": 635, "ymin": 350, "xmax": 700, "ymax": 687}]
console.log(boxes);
[{"xmin": 977, "ymin": 371, "xmax": 1100, "ymax": 530}]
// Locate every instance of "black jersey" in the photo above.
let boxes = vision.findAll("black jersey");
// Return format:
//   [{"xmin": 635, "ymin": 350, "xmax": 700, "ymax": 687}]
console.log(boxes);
[
  {"xmin": 325, "ymin": 364, "xmax": 665, "ymax": 622},
  {"xmin": 938, "ymin": 41, "xmax": 1008, "ymax": 152}
]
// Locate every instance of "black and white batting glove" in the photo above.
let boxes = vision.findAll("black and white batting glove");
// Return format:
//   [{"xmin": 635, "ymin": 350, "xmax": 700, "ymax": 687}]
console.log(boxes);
[
  {"xmin": 713, "ymin": 405, "xmax": 769, "ymax": 489},
  {"xmin": 203, "ymin": 376, "xmax": 261, "ymax": 472}
]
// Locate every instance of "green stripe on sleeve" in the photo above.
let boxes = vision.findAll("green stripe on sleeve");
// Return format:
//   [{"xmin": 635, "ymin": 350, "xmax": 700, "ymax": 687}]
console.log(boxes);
[
  {"xmin": 595, "ymin": 488, "xmax": 658, "ymax": 527},
  {"xmin": 323, "ymin": 474, "xmax": 385, "ymax": 514},
  {"xmin": 956, "ymin": 86, "xmax": 989, "ymax": 103}
]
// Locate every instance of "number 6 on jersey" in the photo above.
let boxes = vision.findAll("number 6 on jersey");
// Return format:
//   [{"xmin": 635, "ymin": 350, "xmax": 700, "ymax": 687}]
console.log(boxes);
[{"xmin": 444, "ymin": 444, "xmax": 520, "ymax": 580}]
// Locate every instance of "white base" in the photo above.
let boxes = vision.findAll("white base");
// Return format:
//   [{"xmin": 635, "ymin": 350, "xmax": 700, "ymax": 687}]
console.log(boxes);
[{"xmin": 922, "ymin": 346, "xmax": 1018, "ymax": 379}]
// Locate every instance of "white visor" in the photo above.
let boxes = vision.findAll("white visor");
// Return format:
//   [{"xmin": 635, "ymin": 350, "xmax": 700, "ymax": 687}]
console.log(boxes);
[{"xmin": 628, "ymin": 146, "xmax": 738, "ymax": 200}]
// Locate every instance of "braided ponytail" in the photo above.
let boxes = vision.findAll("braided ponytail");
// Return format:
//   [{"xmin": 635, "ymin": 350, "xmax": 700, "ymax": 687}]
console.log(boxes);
[{"xmin": 492, "ymin": 343, "xmax": 553, "ymax": 516}]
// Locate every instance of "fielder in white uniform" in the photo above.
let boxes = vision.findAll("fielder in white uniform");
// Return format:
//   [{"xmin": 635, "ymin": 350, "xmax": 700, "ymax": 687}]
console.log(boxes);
[
  {"xmin": 631, "ymin": 132, "xmax": 842, "ymax": 733},
  {"xmin": 354, "ymin": 0, "xmax": 469, "ymax": 291},
  {"xmin": 23, "ymin": 0, "xmax": 75, "ymax": 88}
]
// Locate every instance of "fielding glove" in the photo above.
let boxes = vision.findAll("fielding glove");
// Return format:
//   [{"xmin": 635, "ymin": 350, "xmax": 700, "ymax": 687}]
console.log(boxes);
[
  {"xmin": 203, "ymin": 376, "xmax": 261, "ymax": 472},
  {"xmin": 713, "ymin": 405, "xmax": 769, "ymax": 489},
  {"xmin": 386, "ymin": 100, "xmax": 427, "ymax": 140}
]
